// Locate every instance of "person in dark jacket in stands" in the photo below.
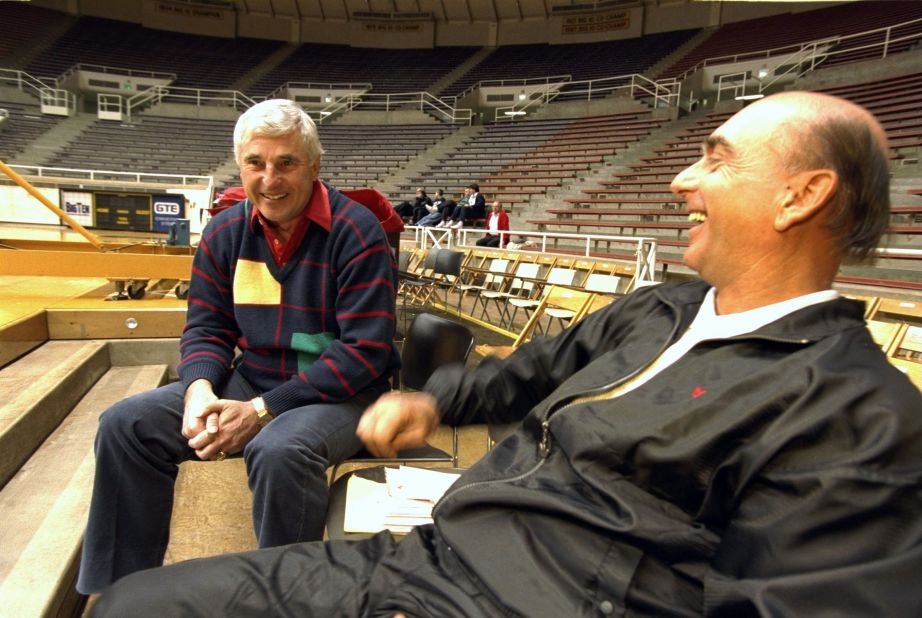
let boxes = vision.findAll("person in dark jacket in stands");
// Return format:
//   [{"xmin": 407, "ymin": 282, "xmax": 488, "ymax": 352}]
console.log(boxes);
[
  {"xmin": 393, "ymin": 187, "xmax": 432, "ymax": 223},
  {"xmin": 90, "ymin": 92, "xmax": 922, "ymax": 617},
  {"xmin": 416, "ymin": 189, "xmax": 453, "ymax": 227},
  {"xmin": 77, "ymin": 98, "xmax": 400, "ymax": 596},
  {"xmin": 440, "ymin": 183, "xmax": 486, "ymax": 228}
]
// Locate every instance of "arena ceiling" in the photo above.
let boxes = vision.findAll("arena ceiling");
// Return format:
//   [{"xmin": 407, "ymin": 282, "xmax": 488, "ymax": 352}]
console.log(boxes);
[{"xmin": 228, "ymin": 0, "xmax": 677, "ymax": 23}]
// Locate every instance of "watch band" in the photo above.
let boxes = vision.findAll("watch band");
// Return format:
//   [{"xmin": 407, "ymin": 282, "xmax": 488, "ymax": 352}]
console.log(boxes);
[{"xmin": 251, "ymin": 396, "xmax": 273, "ymax": 427}]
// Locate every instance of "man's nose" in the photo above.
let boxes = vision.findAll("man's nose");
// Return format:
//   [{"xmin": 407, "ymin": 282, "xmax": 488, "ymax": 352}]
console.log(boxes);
[
  {"xmin": 671, "ymin": 162, "xmax": 700, "ymax": 195},
  {"xmin": 262, "ymin": 163, "xmax": 283, "ymax": 183}
]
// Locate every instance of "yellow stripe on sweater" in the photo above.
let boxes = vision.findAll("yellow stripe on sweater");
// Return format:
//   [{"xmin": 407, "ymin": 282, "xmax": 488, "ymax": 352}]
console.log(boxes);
[{"xmin": 234, "ymin": 259, "xmax": 281, "ymax": 305}]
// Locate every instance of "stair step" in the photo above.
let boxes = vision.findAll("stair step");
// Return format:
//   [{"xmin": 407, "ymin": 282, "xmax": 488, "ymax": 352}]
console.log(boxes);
[
  {"xmin": 0, "ymin": 341, "xmax": 110, "ymax": 489},
  {"xmin": 0, "ymin": 363, "xmax": 169, "ymax": 618}
]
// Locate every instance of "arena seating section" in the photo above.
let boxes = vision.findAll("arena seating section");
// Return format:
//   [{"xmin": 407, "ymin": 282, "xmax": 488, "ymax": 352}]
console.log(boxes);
[
  {"xmin": 657, "ymin": 0, "xmax": 922, "ymax": 79},
  {"xmin": 2, "ymin": 5, "xmax": 922, "ymax": 614},
  {"xmin": 45, "ymin": 115, "xmax": 236, "ymax": 177},
  {"xmin": 437, "ymin": 29, "xmax": 699, "ymax": 100},
  {"xmin": 22, "ymin": 15, "xmax": 281, "ymax": 90},
  {"xmin": 0, "ymin": 1, "xmax": 919, "ymax": 295},
  {"xmin": 247, "ymin": 44, "xmax": 481, "ymax": 98},
  {"xmin": 0, "ymin": 99, "xmax": 67, "ymax": 162}
]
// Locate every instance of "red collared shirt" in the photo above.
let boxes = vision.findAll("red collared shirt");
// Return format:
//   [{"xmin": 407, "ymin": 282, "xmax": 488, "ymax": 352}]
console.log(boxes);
[{"xmin": 249, "ymin": 180, "xmax": 332, "ymax": 267}]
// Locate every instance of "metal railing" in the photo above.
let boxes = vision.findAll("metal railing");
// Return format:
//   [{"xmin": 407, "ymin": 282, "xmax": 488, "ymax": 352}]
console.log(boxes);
[
  {"xmin": 494, "ymin": 73, "xmax": 680, "ymax": 121},
  {"xmin": 58, "ymin": 62, "xmax": 177, "ymax": 85},
  {"xmin": 676, "ymin": 16, "xmax": 922, "ymax": 84},
  {"xmin": 0, "ymin": 68, "xmax": 55, "ymax": 98},
  {"xmin": 125, "ymin": 85, "xmax": 257, "ymax": 118},
  {"xmin": 4, "ymin": 163, "xmax": 213, "ymax": 189},
  {"xmin": 327, "ymin": 91, "xmax": 473, "ymax": 124},
  {"xmin": 405, "ymin": 225, "xmax": 658, "ymax": 285},
  {"xmin": 269, "ymin": 81, "xmax": 374, "ymax": 101},
  {"xmin": 453, "ymin": 74, "xmax": 573, "ymax": 102}
]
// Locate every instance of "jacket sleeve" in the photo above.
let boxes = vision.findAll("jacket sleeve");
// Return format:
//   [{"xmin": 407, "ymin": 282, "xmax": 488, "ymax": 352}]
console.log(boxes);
[
  {"xmin": 260, "ymin": 206, "xmax": 397, "ymax": 413},
  {"xmin": 704, "ymin": 424, "xmax": 922, "ymax": 616},
  {"xmin": 424, "ymin": 293, "xmax": 634, "ymax": 427},
  {"xmin": 177, "ymin": 215, "xmax": 242, "ymax": 388}
]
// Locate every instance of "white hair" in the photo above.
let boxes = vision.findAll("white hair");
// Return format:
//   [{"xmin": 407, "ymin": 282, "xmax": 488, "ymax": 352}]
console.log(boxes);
[{"xmin": 233, "ymin": 99, "xmax": 324, "ymax": 165}]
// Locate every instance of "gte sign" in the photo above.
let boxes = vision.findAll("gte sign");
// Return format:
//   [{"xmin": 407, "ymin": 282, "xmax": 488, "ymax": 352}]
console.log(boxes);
[{"xmin": 154, "ymin": 202, "xmax": 181, "ymax": 216}]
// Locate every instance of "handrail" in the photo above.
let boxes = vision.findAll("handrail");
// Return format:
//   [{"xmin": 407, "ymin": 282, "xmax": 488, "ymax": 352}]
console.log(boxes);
[
  {"xmin": 0, "ymin": 68, "xmax": 55, "ymax": 98},
  {"xmin": 674, "ymin": 15, "xmax": 922, "ymax": 82},
  {"xmin": 58, "ymin": 62, "xmax": 177, "ymax": 83},
  {"xmin": 453, "ymin": 74, "xmax": 573, "ymax": 102},
  {"xmin": 333, "ymin": 91, "xmax": 473, "ymax": 124},
  {"xmin": 493, "ymin": 72, "xmax": 680, "ymax": 121},
  {"xmin": 268, "ymin": 80, "xmax": 374, "ymax": 101},
  {"xmin": 156, "ymin": 86, "xmax": 258, "ymax": 110},
  {"xmin": 406, "ymin": 225, "xmax": 658, "ymax": 285},
  {"xmin": 714, "ymin": 26, "xmax": 922, "ymax": 102},
  {"xmin": 4, "ymin": 163, "xmax": 212, "ymax": 188},
  {"xmin": 126, "ymin": 85, "xmax": 257, "ymax": 118}
]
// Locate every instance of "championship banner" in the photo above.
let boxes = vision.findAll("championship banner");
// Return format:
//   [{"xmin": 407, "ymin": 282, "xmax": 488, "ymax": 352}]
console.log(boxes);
[
  {"xmin": 561, "ymin": 10, "xmax": 630, "ymax": 35},
  {"xmin": 152, "ymin": 194, "xmax": 185, "ymax": 232},
  {"xmin": 60, "ymin": 190, "xmax": 94, "ymax": 227}
]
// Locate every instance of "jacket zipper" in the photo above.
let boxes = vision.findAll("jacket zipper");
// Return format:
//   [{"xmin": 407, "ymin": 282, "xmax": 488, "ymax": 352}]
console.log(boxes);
[
  {"xmin": 536, "ymin": 328, "xmax": 815, "ymax": 458},
  {"xmin": 536, "ymin": 295, "xmax": 687, "ymax": 458}
]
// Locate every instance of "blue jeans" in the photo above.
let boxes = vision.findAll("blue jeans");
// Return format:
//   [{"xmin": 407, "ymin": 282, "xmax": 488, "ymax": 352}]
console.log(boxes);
[
  {"xmin": 417, "ymin": 212, "xmax": 442, "ymax": 226},
  {"xmin": 77, "ymin": 372, "xmax": 387, "ymax": 593}
]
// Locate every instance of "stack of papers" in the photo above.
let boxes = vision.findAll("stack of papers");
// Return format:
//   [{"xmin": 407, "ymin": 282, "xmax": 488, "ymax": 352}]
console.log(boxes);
[{"xmin": 343, "ymin": 466, "xmax": 462, "ymax": 534}]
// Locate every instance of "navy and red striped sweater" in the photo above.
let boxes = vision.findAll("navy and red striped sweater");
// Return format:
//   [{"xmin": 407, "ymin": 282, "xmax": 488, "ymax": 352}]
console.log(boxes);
[{"xmin": 177, "ymin": 182, "xmax": 400, "ymax": 415}]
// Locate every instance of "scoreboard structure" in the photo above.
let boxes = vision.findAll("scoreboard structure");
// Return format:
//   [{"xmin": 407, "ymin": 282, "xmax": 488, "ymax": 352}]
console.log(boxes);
[{"xmin": 60, "ymin": 189, "xmax": 185, "ymax": 233}]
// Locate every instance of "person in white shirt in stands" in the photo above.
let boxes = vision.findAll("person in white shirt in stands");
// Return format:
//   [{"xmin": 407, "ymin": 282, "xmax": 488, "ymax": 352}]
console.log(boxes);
[{"xmin": 475, "ymin": 201, "xmax": 510, "ymax": 247}]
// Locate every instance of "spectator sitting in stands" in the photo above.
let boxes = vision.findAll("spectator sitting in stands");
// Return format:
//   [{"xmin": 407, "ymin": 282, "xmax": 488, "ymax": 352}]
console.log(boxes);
[
  {"xmin": 440, "ymin": 183, "xmax": 486, "ymax": 229},
  {"xmin": 76, "ymin": 98, "xmax": 400, "ymax": 596},
  {"xmin": 416, "ymin": 189, "xmax": 453, "ymax": 227},
  {"xmin": 91, "ymin": 91, "xmax": 922, "ymax": 618},
  {"xmin": 394, "ymin": 187, "xmax": 431, "ymax": 223},
  {"xmin": 475, "ymin": 201, "xmax": 510, "ymax": 247},
  {"xmin": 436, "ymin": 187, "xmax": 470, "ymax": 228}
]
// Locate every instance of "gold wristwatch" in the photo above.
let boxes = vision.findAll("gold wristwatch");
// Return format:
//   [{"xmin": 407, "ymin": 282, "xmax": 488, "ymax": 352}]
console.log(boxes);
[{"xmin": 251, "ymin": 396, "xmax": 273, "ymax": 428}]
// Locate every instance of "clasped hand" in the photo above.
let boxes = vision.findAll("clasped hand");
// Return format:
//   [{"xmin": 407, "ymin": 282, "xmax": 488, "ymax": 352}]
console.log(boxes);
[{"xmin": 183, "ymin": 379, "xmax": 260, "ymax": 461}]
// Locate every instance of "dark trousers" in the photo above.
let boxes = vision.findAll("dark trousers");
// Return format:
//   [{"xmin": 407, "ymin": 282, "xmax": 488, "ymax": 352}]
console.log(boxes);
[
  {"xmin": 394, "ymin": 201, "xmax": 414, "ymax": 218},
  {"xmin": 476, "ymin": 235, "xmax": 501, "ymax": 247},
  {"xmin": 91, "ymin": 526, "xmax": 499, "ymax": 617},
  {"xmin": 77, "ymin": 373, "xmax": 387, "ymax": 594}
]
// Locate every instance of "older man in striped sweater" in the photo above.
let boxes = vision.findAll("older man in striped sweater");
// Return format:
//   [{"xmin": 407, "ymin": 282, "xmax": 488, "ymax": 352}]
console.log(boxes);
[{"xmin": 77, "ymin": 99, "xmax": 400, "ymax": 594}]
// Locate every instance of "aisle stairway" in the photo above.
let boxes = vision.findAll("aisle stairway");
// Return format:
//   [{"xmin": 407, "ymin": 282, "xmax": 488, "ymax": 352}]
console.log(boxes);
[{"xmin": 0, "ymin": 332, "xmax": 179, "ymax": 617}]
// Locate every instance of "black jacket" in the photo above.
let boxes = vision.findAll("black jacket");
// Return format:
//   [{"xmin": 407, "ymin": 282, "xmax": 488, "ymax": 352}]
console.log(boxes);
[{"xmin": 427, "ymin": 281, "xmax": 922, "ymax": 617}]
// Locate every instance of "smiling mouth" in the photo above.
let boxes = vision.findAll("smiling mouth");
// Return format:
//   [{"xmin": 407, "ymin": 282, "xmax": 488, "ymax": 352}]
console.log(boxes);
[
  {"xmin": 261, "ymin": 193, "xmax": 288, "ymax": 201},
  {"xmin": 688, "ymin": 212, "xmax": 707, "ymax": 223}
]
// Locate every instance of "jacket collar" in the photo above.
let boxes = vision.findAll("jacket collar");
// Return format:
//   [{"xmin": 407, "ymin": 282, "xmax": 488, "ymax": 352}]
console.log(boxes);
[{"xmin": 651, "ymin": 280, "xmax": 866, "ymax": 344}]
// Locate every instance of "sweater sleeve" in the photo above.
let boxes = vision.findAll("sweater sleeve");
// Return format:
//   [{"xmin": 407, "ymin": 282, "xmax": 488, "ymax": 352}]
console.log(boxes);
[
  {"xmin": 260, "ymin": 203, "xmax": 398, "ymax": 414},
  {"xmin": 424, "ymin": 292, "xmax": 635, "ymax": 427},
  {"xmin": 177, "ymin": 213, "xmax": 242, "ymax": 388}
]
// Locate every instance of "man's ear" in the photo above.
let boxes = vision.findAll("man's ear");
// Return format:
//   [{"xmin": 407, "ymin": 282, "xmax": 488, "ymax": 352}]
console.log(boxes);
[{"xmin": 774, "ymin": 169, "xmax": 838, "ymax": 232}]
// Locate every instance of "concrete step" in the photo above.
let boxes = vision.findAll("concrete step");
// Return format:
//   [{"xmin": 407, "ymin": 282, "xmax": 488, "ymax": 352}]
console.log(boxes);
[
  {"xmin": 0, "ymin": 340, "xmax": 110, "ymax": 490},
  {"xmin": 0, "ymin": 362, "xmax": 169, "ymax": 618}
]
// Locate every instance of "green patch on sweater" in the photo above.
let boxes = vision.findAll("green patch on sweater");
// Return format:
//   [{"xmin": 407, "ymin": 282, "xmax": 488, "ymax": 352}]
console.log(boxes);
[{"xmin": 291, "ymin": 331, "xmax": 337, "ymax": 372}]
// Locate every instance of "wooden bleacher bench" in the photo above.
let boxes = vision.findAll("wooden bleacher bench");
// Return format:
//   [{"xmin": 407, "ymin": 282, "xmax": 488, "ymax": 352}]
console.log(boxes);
[
  {"xmin": 565, "ymin": 196, "xmax": 684, "ymax": 207},
  {"xmin": 0, "ymin": 337, "xmax": 176, "ymax": 617},
  {"xmin": 546, "ymin": 208, "xmax": 690, "ymax": 219}
]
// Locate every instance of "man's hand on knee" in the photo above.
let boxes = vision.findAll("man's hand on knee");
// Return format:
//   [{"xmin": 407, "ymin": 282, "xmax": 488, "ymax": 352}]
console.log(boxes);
[
  {"xmin": 189, "ymin": 399, "xmax": 261, "ymax": 460},
  {"xmin": 356, "ymin": 391, "xmax": 440, "ymax": 458}
]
